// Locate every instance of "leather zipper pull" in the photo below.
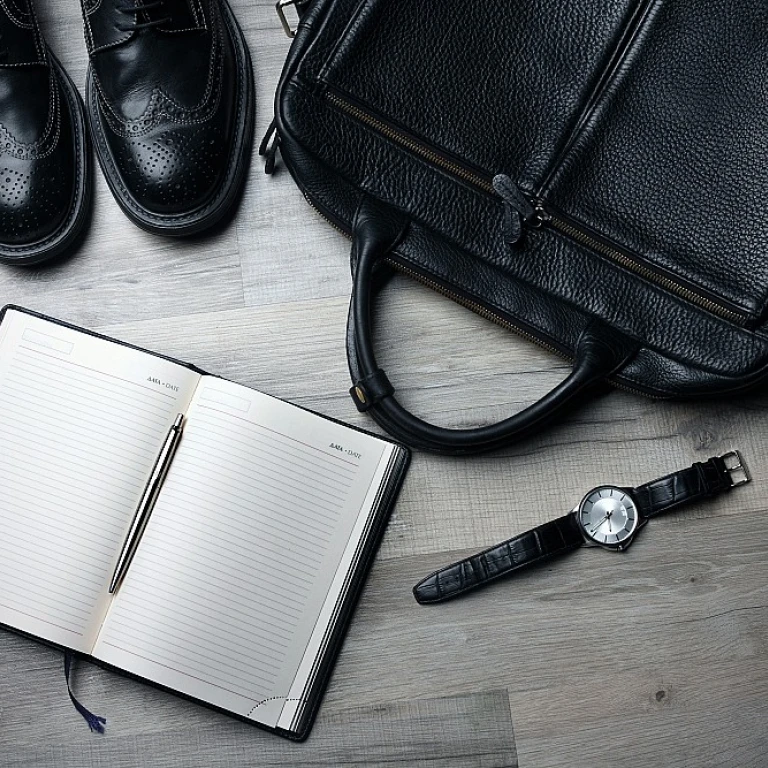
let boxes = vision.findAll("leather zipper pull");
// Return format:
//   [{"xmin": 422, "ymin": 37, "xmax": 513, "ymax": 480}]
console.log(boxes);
[
  {"xmin": 492, "ymin": 174, "xmax": 535, "ymax": 244},
  {"xmin": 259, "ymin": 118, "xmax": 280, "ymax": 175}
]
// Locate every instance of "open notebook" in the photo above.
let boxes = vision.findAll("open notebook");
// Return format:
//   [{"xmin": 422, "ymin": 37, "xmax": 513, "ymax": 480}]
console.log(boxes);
[{"xmin": 0, "ymin": 305, "xmax": 409, "ymax": 740}]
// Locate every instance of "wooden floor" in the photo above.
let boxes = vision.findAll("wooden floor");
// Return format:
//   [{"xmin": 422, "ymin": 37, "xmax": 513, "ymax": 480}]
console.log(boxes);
[{"xmin": 2, "ymin": 2, "xmax": 767, "ymax": 766}]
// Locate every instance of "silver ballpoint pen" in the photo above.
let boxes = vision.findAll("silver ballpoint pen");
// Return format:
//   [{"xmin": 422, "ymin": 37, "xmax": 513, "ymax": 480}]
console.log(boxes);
[{"xmin": 109, "ymin": 413, "xmax": 185, "ymax": 594}]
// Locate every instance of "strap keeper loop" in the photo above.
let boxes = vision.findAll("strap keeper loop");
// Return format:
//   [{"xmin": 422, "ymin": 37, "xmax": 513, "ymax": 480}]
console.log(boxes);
[{"xmin": 350, "ymin": 369, "xmax": 394, "ymax": 412}]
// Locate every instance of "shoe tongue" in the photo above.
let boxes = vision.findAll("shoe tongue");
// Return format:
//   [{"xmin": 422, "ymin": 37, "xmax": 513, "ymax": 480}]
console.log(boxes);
[
  {"xmin": 141, "ymin": 0, "xmax": 201, "ymax": 33},
  {"xmin": 0, "ymin": 0, "xmax": 47, "ymax": 67}
]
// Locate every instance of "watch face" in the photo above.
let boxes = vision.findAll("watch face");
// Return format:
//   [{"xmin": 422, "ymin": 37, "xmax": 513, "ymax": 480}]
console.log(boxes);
[{"xmin": 577, "ymin": 486, "xmax": 638, "ymax": 549}]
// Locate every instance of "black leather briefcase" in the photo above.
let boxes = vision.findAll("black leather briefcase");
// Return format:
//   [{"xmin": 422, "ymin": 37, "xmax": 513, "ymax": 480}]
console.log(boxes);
[{"xmin": 264, "ymin": 0, "xmax": 768, "ymax": 454}]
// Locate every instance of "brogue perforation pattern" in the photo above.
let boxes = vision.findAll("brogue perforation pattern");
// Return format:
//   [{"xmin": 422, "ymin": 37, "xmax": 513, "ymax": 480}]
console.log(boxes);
[
  {"xmin": 0, "ymin": 160, "xmax": 68, "ymax": 243},
  {"xmin": 113, "ymin": 123, "xmax": 226, "ymax": 212}
]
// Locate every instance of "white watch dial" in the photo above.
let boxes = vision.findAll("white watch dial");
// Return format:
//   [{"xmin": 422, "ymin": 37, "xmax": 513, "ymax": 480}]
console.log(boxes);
[{"xmin": 578, "ymin": 486, "xmax": 638, "ymax": 548}]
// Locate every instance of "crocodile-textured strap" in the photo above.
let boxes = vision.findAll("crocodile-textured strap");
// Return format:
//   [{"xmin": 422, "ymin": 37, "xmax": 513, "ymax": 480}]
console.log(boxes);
[
  {"xmin": 633, "ymin": 454, "xmax": 743, "ymax": 519},
  {"xmin": 413, "ymin": 513, "xmax": 584, "ymax": 604}
]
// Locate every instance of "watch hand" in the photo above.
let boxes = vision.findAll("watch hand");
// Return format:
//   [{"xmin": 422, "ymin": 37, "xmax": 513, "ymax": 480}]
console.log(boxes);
[{"xmin": 590, "ymin": 515, "xmax": 609, "ymax": 535}]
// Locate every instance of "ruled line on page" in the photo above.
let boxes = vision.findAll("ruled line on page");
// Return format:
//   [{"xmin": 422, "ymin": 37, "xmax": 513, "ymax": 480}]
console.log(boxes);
[
  {"xmin": 0, "ymin": 387, "xmax": 167, "ymax": 450},
  {"xmin": 0, "ymin": 431, "xmax": 150, "ymax": 498},
  {"xmin": 166, "ymin": 468, "xmax": 337, "ymax": 540},
  {"xmin": 119, "ymin": 564, "xmax": 298, "ymax": 646},
  {"xmin": 136, "ymin": 537, "xmax": 308, "ymax": 623},
  {"xmin": 190, "ymin": 411, "xmax": 358, "ymax": 486},
  {"xmin": 0, "ymin": 561, "xmax": 96, "ymax": 614},
  {"xmin": 113, "ymin": 582, "xmax": 289, "ymax": 659},
  {"xmin": 0, "ymin": 422, "xmax": 151, "ymax": 485},
  {"xmin": 7, "ymin": 359, "xmax": 171, "ymax": 430},
  {"xmin": 99, "ymin": 641, "xmax": 272, "ymax": 703},
  {"xmin": 0, "ymin": 479, "xmax": 126, "ymax": 544},
  {"xmin": 0, "ymin": 498, "xmax": 118, "ymax": 561},
  {"xmin": 0, "ymin": 545, "xmax": 107, "ymax": 592},
  {"xmin": 16, "ymin": 344, "xmax": 178, "ymax": 399},
  {"xmin": 12, "ymin": 354, "xmax": 174, "ymax": 415},
  {"xmin": 0, "ymin": 464, "xmax": 141, "ymax": 524},
  {"xmin": 194, "ymin": 403, "xmax": 361, "ymax": 467},
  {"xmin": 0, "ymin": 601, "xmax": 83, "ymax": 636},
  {"xmin": 178, "ymin": 439, "xmax": 352, "ymax": 507},
  {"xmin": 1, "ymin": 450, "xmax": 146, "ymax": 510},
  {"xmin": 171, "ymin": 451, "xmax": 344, "ymax": 521},
  {"xmin": 0, "ymin": 377, "xmax": 168, "ymax": 441},
  {"xmin": 0, "ymin": 404, "xmax": 159, "ymax": 465},
  {"xmin": 99, "ymin": 632, "xmax": 278, "ymax": 696},
  {"xmin": 106, "ymin": 616, "xmax": 280, "ymax": 681},
  {"xmin": 187, "ymin": 407, "xmax": 358, "ymax": 478},
  {"xmin": 144, "ymin": 514, "xmax": 319, "ymax": 596},
  {"xmin": 155, "ymin": 485, "xmax": 329, "ymax": 565},
  {"xmin": 170, "ymin": 423, "xmax": 352, "ymax": 517},
  {"xmin": 154, "ymin": 484, "xmax": 325, "ymax": 567}
]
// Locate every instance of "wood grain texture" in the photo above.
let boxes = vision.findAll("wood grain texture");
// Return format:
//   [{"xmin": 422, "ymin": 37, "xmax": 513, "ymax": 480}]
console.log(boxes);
[{"xmin": 1, "ymin": 0, "xmax": 767, "ymax": 766}]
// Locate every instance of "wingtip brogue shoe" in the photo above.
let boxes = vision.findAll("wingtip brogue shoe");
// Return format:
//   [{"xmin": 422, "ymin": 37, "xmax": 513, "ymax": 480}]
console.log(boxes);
[
  {"xmin": 0, "ymin": 1, "xmax": 91, "ymax": 266},
  {"xmin": 82, "ymin": 0, "xmax": 255, "ymax": 237}
]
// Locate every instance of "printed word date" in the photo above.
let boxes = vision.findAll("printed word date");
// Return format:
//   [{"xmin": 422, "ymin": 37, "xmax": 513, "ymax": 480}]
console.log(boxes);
[
  {"xmin": 329, "ymin": 443, "xmax": 362, "ymax": 460},
  {"xmin": 147, "ymin": 376, "xmax": 180, "ymax": 393}
]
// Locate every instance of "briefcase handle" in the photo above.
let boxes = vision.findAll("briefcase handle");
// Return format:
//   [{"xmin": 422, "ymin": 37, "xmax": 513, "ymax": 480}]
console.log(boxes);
[{"xmin": 346, "ymin": 196, "xmax": 638, "ymax": 454}]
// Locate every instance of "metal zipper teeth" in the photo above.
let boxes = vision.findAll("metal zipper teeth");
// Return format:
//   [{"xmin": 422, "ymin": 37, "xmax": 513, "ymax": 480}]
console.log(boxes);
[
  {"xmin": 325, "ymin": 91, "xmax": 495, "ymax": 195},
  {"xmin": 544, "ymin": 214, "xmax": 749, "ymax": 325},
  {"xmin": 325, "ymin": 91, "xmax": 752, "ymax": 326}
]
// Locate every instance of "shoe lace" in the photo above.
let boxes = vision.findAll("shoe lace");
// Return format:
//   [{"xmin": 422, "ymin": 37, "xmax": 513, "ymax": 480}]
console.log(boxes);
[{"xmin": 116, "ymin": 1, "xmax": 172, "ymax": 32}]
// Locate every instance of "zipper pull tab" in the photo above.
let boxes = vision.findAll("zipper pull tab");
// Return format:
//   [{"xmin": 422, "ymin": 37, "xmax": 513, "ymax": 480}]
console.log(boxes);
[
  {"xmin": 259, "ymin": 118, "xmax": 280, "ymax": 175},
  {"xmin": 492, "ymin": 174, "xmax": 535, "ymax": 244}
]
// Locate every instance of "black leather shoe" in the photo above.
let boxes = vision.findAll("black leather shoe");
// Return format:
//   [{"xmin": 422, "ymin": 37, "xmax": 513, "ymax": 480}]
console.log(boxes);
[
  {"xmin": 0, "ymin": 1, "xmax": 91, "ymax": 265},
  {"xmin": 82, "ymin": 0, "xmax": 255, "ymax": 236}
]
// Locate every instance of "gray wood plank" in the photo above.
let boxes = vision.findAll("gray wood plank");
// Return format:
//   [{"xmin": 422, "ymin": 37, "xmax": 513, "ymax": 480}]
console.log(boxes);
[{"xmin": 0, "ymin": 641, "xmax": 517, "ymax": 768}]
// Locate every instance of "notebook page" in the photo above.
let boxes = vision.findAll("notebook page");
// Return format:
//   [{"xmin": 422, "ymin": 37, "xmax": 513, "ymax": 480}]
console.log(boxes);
[
  {"xmin": 0, "ymin": 309, "xmax": 200, "ymax": 651},
  {"xmin": 94, "ymin": 377, "xmax": 396, "ymax": 727}
]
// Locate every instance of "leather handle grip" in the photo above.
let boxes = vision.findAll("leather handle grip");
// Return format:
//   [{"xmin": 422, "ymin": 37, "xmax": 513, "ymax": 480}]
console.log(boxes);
[{"xmin": 346, "ymin": 196, "xmax": 637, "ymax": 455}]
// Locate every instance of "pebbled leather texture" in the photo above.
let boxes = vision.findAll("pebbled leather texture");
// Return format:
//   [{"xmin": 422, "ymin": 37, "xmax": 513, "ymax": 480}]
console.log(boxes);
[
  {"xmin": 0, "ymin": 0, "xmax": 91, "ymax": 264},
  {"xmin": 81, "ymin": 0, "xmax": 255, "ymax": 236},
  {"xmin": 413, "ymin": 513, "xmax": 584, "ymax": 604},
  {"xmin": 273, "ymin": 0, "xmax": 768, "ymax": 442},
  {"xmin": 633, "ymin": 455, "xmax": 735, "ymax": 518}
]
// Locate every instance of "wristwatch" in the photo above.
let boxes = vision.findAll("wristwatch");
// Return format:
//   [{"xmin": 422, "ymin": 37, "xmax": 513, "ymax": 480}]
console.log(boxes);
[{"xmin": 413, "ymin": 451, "xmax": 750, "ymax": 604}]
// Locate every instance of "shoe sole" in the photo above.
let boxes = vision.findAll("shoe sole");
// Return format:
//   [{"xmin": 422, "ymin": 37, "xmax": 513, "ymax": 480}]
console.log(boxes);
[
  {"xmin": 0, "ymin": 50, "xmax": 92, "ymax": 266},
  {"xmin": 86, "ymin": 0, "xmax": 255, "ymax": 238}
]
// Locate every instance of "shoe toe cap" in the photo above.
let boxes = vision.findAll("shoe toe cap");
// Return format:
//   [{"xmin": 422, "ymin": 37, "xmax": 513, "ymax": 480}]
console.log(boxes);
[
  {"xmin": 109, "ymin": 122, "xmax": 230, "ymax": 216},
  {"xmin": 0, "ymin": 153, "xmax": 74, "ymax": 246}
]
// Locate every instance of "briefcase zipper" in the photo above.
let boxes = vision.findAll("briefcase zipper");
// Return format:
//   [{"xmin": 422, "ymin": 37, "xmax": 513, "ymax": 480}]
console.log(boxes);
[
  {"xmin": 324, "ymin": 90, "xmax": 752, "ymax": 326},
  {"xmin": 325, "ymin": 90, "xmax": 495, "ymax": 195},
  {"xmin": 530, "ymin": 206, "xmax": 750, "ymax": 325}
]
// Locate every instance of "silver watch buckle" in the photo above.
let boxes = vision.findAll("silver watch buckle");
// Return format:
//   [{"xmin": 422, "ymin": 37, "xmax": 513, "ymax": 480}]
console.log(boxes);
[{"xmin": 721, "ymin": 450, "xmax": 750, "ymax": 487}]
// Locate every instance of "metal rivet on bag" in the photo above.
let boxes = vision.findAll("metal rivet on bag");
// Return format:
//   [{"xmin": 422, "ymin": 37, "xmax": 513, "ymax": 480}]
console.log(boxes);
[{"xmin": 355, "ymin": 386, "xmax": 367, "ymax": 404}]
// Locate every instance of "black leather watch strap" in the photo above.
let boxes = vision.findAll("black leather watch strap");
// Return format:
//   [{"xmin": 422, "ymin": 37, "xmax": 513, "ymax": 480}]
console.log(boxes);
[
  {"xmin": 633, "ymin": 454, "xmax": 743, "ymax": 519},
  {"xmin": 413, "ymin": 513, "xmax": 584, "ymax": 604}
]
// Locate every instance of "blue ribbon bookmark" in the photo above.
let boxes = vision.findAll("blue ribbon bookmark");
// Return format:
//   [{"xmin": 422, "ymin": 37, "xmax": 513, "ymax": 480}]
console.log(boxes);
[{"xmin": 64, "ymin": 651, "xmax": 107, "ymax": 734}]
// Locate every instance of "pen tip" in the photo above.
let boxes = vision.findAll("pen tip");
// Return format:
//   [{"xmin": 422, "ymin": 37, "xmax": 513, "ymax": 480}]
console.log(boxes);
[{"xmin": 174, "ymin": 413, "xmax": 184, "ymax": 429}]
